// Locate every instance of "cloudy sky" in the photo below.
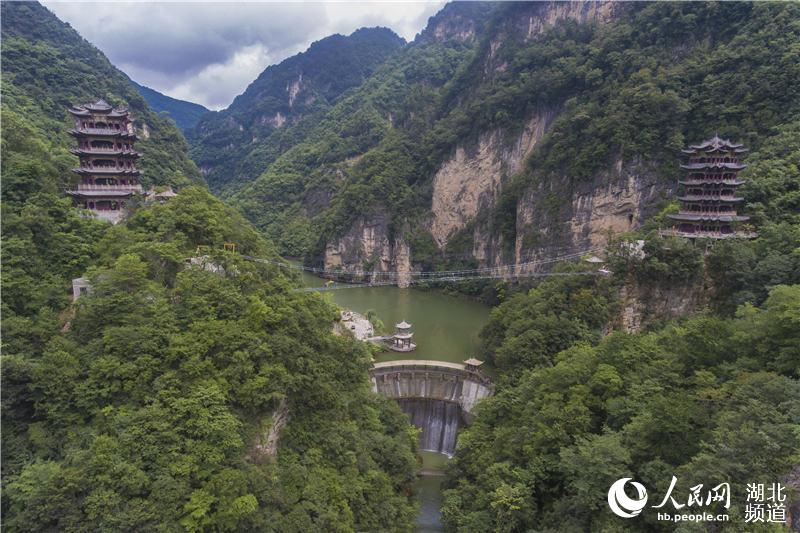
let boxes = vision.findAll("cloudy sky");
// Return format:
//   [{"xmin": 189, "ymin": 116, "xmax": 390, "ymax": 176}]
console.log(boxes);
[{"xmin": 44, "ymin": 1, "xmax": 444, "ymax": 111}]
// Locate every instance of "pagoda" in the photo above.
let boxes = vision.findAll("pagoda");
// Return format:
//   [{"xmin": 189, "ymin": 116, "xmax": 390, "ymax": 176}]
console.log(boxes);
[
  {"xmin": 65, "ymin": 99, "xmax": 142, "ymax": 223},
  {"xmin": 665, "ymin": 135, "xmax": 756, "ymax": 239}
]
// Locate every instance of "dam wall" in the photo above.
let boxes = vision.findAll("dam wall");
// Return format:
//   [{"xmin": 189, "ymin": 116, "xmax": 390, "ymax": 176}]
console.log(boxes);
[{"xmin": 370, "ymin": 360, "xmax": 492, "ymax": 455}]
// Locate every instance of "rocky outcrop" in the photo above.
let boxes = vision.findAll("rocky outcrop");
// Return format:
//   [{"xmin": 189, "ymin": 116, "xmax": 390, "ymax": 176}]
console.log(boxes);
[
  {"xmin": 248, "ymin": 399, "xmax": 289, "ymax": 463},
  {"xmin": 287, "ymin": 73, "xmax": 303, "ymax": 107},
  {"xmin": 430, "ymin": 110, "xmax": 557, "ymax": 248},
  {"xmin": 617, "ymin": 279, "xmax": 705, "ymax": 333},
  {"xmin": 324, "ymin": 213, "xmax": 412, "ymax": 287},
  {"xmin": 513, "ymin": 158, "xmax": 673, "ymax": 270},
  {"xmin": 522, "ymin": 1, "xmax": 615, "ymax": 40}
]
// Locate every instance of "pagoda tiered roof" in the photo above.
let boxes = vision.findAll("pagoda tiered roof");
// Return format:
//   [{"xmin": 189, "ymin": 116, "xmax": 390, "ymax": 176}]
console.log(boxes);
[
  {"xmin": 66, "ymin": 190, "xmax": 139, "ymax": 198},
  {"xmin": 72, "ymin": 167, "xmax": 140, "ymax": 175},
  {"xmin": 676, "ymin": 195, "xmax": 744, "ymax": 202},
  {"xmin": 679, "ymin": 178, "xmax": 745, "ymax": 186},
  {"xmin": 681, "ymin": 135, "xmax": 748, "ymax": 154},
  {"xmin": 68, "ymin": 99, "xmax": 129, "ymax": 118},
  {"xmin": 680, "ymin": 162, "xmax": 746, "ymax": 171},
  {"xmin": 668, "ymin": 213, "xmax": 749, "ymax": 222}
]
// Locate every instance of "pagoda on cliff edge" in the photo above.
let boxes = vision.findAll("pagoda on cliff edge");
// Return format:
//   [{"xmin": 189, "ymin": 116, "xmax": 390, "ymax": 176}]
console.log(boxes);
[
  {"xmin": 665, "ymin": 135, "xmax": 756, "ymax": 239},
  {"xmin": 65, "ymin": 99, "xmax": 142, "ymax": 223}
]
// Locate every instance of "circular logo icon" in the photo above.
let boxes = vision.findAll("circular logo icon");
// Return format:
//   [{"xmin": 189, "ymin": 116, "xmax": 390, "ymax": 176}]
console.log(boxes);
[{"xmin": 608, "ymin": 478, "xmax": 648, "ymax": 518}]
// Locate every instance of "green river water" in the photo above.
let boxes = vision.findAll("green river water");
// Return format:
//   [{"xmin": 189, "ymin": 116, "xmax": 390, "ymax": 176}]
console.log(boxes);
[{"xmin": 294, "ymin": 265, "xmax": 491, "ymax": 531}]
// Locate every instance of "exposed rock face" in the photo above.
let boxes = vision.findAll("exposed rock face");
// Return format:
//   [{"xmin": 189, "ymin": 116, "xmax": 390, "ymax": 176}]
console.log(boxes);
[
  {"xmin": 287, "ymin": 73, "xmax": 303, "ymax": 107},
  {"xmin": 523, "ymin": 0, "xmax": 615, "ymax": 40},
  {"xmin": 262, "ymin": 112, "xmax": 286, "ymax": 128},
  {"xmin": 430, "ymin": 110, "xmax": 556, "ymax": 248},
  {"xmin": 248, "ymin": 399, "xmax": 289, "ymax": 463},
  {"xmin": 513, "ymin": 159, "xmax": 674, "ymax": 271},
  {"xmin": 324, "ymin": 212, "xmax": 412, "ymax": 287},
  {"xmin": 617, "ymin": 279, "xmax": 705, "ymax": 333}
]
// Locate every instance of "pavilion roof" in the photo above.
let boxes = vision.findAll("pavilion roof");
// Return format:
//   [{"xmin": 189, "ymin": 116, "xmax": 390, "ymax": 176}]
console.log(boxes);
[
  {"xmin": 463, "ymin": 358, "xmax": 484, "ymax": 367},
  {"xmin": 396, "ymin": 321, "xmax": 412, "ymax": 329}
]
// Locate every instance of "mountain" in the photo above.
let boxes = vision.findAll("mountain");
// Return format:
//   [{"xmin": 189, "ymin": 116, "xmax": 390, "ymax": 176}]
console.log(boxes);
[
  {"xmin": 1, "ymin": 2, "xmax": 203, "ymax": 191},
  {"xmin": 1, "ymin": 4, "xmax": 419, "ymax": 529},
  {"xmin": 187, "ymin": 27, "xmax": 406, "ymax": 193},
  {"xmin": 130, "ymin": 79, "xmax": 209, "ymax": 131},
  {"xmin": 194, "ymin": 1, "xmax": 799, "ymax": 277}
]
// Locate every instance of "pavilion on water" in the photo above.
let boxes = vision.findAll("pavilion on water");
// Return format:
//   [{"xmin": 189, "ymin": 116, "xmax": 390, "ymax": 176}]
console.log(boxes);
[
  {"xmin": 663, "ymin": 135, "xmax": 756, "ymax": 239},
  {"xmin": 389, "ymin": 320, "xmax": 416, "ymax": 352},
  {"xmin": 65, "ymin": 99, "xmax": 142, "ymax": 223}
]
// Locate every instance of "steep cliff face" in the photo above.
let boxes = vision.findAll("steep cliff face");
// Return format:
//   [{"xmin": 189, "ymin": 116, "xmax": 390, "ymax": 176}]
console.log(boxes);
[
  {"xmin": 324, "ymin": 213, "xmax": 412, "ymax": 286},
  {"xmin": 512, "ymin": 158, "xmax": 674, "ymax": 267},
  {"xmin": 319, "ymin": 1, "xmax": 630, "ymax": 276},
  {"xmin": 430, "ymin": 109, "xmax": 557, "ymax": 248}
]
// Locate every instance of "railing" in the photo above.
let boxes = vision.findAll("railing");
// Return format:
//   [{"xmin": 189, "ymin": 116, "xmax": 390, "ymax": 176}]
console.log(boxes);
[
  {"xmin": 74, "ymin": 167, "xmax": 139, "ymax": 174},
  {"xmin": 72, "ymin": 127, "xmax": 134, "ymax": 136},
  {"xmin": 74, "ymin": 147, "xmax": 138, "ymax": 154},
  {"xmin": 659, "ymin": 229, "xmax": 757, "ymax": 239},
  {"xmin": 69, "ymin": 184, "xmax": 143, "ymax": 191}
]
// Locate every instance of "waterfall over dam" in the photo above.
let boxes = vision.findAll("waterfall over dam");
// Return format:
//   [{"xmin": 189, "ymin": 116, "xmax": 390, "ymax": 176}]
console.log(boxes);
[
  {"xmin": 397, "ymin": 398, "xmax": 462, "ymax": 455},
  {"xmin": 370, "ymin": 360, "xmax": 492, "ymax": 455}
]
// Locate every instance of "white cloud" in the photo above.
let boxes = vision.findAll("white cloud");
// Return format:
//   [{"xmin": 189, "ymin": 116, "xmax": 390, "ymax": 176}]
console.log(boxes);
[{"xmin": 43, "ymin": 1, "xmax": 444, "ymax": 110}]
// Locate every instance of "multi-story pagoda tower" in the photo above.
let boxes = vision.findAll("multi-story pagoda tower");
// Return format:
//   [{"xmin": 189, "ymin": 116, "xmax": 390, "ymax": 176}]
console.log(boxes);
[
  {"xmin": 666, "ymin": 135, "xmax": 756, "ymax": 239},
  {"xmin": 65, "ymin": 99, "xmax": 142, "ymax": 223}
]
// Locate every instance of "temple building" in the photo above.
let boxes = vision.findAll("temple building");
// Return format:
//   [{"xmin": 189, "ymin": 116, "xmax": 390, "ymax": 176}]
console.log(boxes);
[
  {"xmin": 65, "ymin": 99, "xmax": 142, "ymax": 223},
  {"xmin": 389, "ymin": 320, "xmax": 416, "ymax": 352},
  {"xmin": 665, "ymin": 135, "xmax": 756, "ymax": 239}
]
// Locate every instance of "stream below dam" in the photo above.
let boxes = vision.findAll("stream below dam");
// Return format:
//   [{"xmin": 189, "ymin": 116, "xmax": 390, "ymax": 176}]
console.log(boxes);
[{"xmin": 294, "ymin": 264, "xmax": 491, "ymax": 531}]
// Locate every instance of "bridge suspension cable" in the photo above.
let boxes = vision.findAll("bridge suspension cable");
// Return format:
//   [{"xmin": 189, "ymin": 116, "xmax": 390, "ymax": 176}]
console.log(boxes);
[{"xmin": 240, "ymin": 246, "xmax": 609, "ymax": 291}]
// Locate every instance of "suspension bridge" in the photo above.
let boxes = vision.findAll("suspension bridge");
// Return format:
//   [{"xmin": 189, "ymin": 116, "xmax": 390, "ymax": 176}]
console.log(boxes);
[{"xmin": 240, "ymin": 247, "xmax": 610, "ymax": 292}]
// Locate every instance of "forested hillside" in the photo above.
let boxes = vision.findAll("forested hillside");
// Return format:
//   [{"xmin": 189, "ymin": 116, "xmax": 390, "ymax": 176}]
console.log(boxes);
[
  {"xmin": 187, "ymin": 27, "xmax": 405, "ymax": 194},
  {"xmin": 442, "ymin": 279, "xmax": 799, "ymax": 531},
  {"xmin": 1, "ymin": 2, "xmax": 204, "ymax": 190},
  {"xmin": 131, "ymin": 80, "xmax": 210, "ymax": 131},
  {"xmin": 2, "ymin": 189, "xmax": 419, "ymax": 531},
  {"xmin": 2, "ymin": 0, "xmax": 205, "ymax": 371},
  {"xmin": 194, "ymin": 2, "xmax": 799, "ymax": 278}
]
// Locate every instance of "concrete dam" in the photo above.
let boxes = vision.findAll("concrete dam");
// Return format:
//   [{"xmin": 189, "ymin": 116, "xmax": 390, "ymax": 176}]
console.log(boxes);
[{"xmin": 370, "ymin": 360, "xmax": 493, "ymax": 455}]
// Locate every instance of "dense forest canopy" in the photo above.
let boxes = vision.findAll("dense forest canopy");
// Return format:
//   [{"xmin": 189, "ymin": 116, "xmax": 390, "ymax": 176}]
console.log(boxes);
[
  {"xmin": 2, "ymin": 188, "xmax": 419, "ymax": 531},
  {"xmin": 442, "ymin": 281, "xmax": 799, "ymax": 532}
]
